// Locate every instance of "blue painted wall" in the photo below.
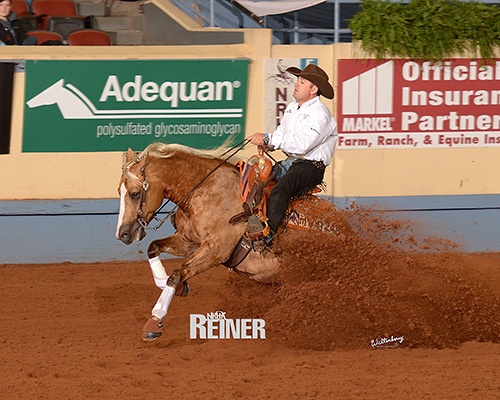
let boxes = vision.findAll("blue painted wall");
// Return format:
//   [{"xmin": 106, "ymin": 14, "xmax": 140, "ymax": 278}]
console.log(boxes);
[
  {"xmin": 333, "ymin": 194, "xmax": 500, "ymax": 253},
  {"xmin": 0, "ymin": 199, "xmax": 176, "ymax": 264},
  {"xmin": 1, "ymin": 194, "xmax": 499, "ymax": 264}
]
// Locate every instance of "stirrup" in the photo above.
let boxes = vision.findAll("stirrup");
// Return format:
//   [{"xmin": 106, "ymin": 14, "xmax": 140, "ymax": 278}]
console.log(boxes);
[
  {"xmin": 247, "ymin": 215, "xmax": 270, "ymax": 240},
  {"xmin": 247, "ymin": 215, "xmax": 273, "ymax": 252}
]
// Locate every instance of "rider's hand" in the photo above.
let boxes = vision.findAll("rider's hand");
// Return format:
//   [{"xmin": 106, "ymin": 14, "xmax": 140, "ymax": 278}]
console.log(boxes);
[{"xmin": 248, "ymin": 133, "xmax": 265, "ymax": 146}]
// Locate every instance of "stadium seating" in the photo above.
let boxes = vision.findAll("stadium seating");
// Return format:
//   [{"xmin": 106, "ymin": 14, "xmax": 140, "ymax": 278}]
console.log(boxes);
[
  {"xmin": 67, "ymin": 28, "xmax": 111, "ymax": 46},
  {"xmin": 31, "ymin": 0, "xmax": 86, "ymax": 32},
  {"xmin": 11, "ymin": 0, "xmax": 30, "ymax": 16},
  {"xmin": 46, "ymin": 16, "xmax": 88, "ymax": 39},
  {"xmin": 25, "ymin": 29, "xmax": 63, "ymax": 44},
  {"xmin": 12, "ymin": 0, "xmax": 38, "ymax": 33},
  {"xmin": 31, "ymin": 0, "xmax": 77, "ymax": 17}
]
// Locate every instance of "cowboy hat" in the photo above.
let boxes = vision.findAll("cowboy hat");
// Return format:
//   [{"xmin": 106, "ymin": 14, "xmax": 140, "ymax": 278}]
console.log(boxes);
[{"xmin": 286, "ymin": 64, "xmax": 334, "ymax": 99}]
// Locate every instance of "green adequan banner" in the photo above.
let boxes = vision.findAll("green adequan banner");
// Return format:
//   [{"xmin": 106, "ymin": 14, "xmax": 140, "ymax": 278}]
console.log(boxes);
[{"xmin": 23, "ymin": 59, "xmax": 249, "ymax": 152}]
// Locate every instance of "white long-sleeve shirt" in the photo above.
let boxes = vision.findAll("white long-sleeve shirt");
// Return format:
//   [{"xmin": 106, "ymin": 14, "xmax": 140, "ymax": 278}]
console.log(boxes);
[{"xmin": 269, "ymin": 96, "xmax": 338, "ymax": 166}]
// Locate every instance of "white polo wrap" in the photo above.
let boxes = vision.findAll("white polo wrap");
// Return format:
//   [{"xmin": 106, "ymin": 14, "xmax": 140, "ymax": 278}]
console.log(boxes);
[{"xmin": 149, "ymin": 256, "xmax": 168, "ymax": 289}]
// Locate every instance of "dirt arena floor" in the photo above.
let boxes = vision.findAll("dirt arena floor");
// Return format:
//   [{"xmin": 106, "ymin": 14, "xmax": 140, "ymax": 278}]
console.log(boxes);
[{"xmin": 2, "ymin": 221, "xmax": 500, "ymax": 399}]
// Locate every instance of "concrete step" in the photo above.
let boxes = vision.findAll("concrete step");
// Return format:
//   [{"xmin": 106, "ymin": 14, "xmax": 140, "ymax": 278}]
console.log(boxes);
[
  {"xmin": 109, "ymin": 0, "xmax": 142, "ymax": 17},
  {"xmin": 94, "ymin": 15, "xmax": 143, "ymax": 31},
  {"xmin": 75, "ymin": 1, "xmax": 106, "ymax": 17},
  {"xmin": 72, "ymin": 0, "xmax": 144, "ymax": 45},
  {"xmin": 105, "ymin": 29, "xmax": 143, "ymax": 45}
]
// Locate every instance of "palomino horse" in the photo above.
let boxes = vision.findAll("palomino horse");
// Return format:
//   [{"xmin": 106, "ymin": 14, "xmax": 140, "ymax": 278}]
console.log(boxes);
[{"xmin": 116, "ymin": 142, "xmax": 349, "ymax": 341}]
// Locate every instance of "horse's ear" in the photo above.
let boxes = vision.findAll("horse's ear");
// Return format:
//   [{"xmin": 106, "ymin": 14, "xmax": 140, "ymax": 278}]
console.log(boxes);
[
  {"xmin": 136, "ymin": 152, "xmax": 148, "ymax": 172},
  {"xmin": 126, "ymin": 148, "xmax": 135, "ymax": 162}
]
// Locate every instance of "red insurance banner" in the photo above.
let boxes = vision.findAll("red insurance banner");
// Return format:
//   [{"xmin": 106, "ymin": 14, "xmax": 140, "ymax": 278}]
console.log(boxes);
[{"xmin": 337, "ymin": 58, "xmax": 500, "ymax": 149}]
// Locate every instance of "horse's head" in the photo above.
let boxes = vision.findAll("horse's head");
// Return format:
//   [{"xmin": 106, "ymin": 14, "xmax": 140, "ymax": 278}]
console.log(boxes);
[{"xmin": 116, "ymin": 148, "xmax": 165, "ymax": 245}]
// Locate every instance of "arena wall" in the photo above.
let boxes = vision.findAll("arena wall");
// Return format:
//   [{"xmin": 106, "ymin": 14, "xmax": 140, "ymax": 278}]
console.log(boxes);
[{"xmin": 1, "ymin": 32, "xmax": 499, "ymax": 263}]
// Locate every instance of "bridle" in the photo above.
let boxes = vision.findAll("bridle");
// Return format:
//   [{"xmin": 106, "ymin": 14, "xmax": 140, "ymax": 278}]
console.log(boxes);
[
  {"xmin": 123, "ymin": 153, "xmax": 151, "ymax": 229},
  {"xmin": 123, "ymin": 138, "xmax": 252, "ymax": 232}
]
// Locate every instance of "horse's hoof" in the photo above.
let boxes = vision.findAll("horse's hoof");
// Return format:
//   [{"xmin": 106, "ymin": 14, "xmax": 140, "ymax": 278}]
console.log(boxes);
[
  {"xmin": 142, "ymin": 331, "xmax": 162, "ymax": 342},
  {"xmin": 180, "ymin": 281, "xmax": 190, "ymax": 297},
  {"xmin": 142, "ymin": 318, "xmax": 164, "ymax": 342},
  {"xmin": 175, "ymin": 281, "xmax": 190, "ymax": 297}
]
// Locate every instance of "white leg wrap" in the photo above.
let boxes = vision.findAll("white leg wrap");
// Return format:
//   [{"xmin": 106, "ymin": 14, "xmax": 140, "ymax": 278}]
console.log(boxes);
[
  {"xmin": 149, "ymin": 256, "xmax": 168, "ymax": 289},
  {"xmin": 152, "ymin": 285, "xmax": 175, "ymax": 320}
]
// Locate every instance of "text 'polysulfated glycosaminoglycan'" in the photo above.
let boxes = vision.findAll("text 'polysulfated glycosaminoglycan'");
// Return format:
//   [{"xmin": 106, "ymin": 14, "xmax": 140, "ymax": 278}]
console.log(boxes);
[{"xmin": 190, "ymin": 312, "xmax": 266, "ymax": 339}]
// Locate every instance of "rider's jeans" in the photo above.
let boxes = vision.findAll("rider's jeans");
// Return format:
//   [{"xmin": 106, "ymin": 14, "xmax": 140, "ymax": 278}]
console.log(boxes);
[
  {"xmin": 267, "ymin": 159, "xmax": 325, "ymax": 233},
  {"xmin": 273, "ymin": 157, "xmax": 296, "ymax": 181}
]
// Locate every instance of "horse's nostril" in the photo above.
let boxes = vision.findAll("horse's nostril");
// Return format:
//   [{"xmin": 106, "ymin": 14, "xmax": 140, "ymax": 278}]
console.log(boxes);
[{"xmin": 120, "ymin": 232, "xmax": 131, "ymax": 242}]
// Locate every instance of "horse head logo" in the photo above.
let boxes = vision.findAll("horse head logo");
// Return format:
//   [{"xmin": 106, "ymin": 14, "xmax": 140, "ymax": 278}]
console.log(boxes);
[{"xmin": 26, "ymin": 79, "xmax": 95, "ymax": 119}]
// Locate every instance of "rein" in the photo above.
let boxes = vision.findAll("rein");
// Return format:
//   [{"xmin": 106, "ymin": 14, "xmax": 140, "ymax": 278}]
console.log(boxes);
[{"xmin": 128, "ymin": 139, "xmax": 251, "ymax": 231}]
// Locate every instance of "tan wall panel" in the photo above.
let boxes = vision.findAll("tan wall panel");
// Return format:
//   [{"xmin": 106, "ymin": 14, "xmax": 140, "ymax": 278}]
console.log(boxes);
[
  {"xmin": 0, "ymin": 38, "xmax": 267, "ymax": 200},
  {"xmin": 2, "ymin": 39, "xmax": 500, "ymax": 200},
  {"xmin": 4, "ymin": 71, "xmax": 122, "ymax": 199}
]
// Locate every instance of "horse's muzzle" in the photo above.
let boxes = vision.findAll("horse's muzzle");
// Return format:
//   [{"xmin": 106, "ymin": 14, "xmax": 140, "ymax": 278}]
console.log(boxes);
[{"xmin": 118, "ymin": 223, "xmax": 146, "ymax": 245}]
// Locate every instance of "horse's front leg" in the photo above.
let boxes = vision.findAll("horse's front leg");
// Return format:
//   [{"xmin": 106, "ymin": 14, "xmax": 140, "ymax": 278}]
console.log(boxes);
[
  {"xmin": 146, "ymin": 233, "xmax": 196, "ymax": 290},
  {"xmin": 147, "ymin": 232, "xmax": 196, "ymax": 259},
  {"xmin": 142, "ymin": 240, "xmax": 226, "ymax": 342}
]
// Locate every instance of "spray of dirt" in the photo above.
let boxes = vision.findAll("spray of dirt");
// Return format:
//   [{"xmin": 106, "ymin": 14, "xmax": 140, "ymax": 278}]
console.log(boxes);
[{"xmin": 222, "ymin": 204, "xmax": 500, "ymax": 350}]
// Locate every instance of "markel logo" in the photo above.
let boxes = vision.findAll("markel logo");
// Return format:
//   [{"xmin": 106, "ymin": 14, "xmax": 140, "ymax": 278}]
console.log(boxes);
[
  {"xmin": 338, "ymin": 59, "xmax": 500, "ymax": 149},
  {"xmin": 26, "ymin": 77, "xmax": 244, "ymax": 120},
  {"xmin": 342, "ymin": 61, "xmax": 394, "ymax": 115}
]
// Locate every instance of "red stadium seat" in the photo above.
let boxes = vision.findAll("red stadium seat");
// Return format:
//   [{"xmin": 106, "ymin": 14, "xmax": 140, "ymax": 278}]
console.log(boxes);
[
  {"xmin": 31, "ymin": 0, "xmax": 77, "ymax": 15},
  {"xmin": 25, "ymin": 29, "xmax": 63, "ymax": 44},
  {"xmin": 31, "ymin": 0, "xmax": 80, "ymax": 29},
  {"xmin": 11, "ymin": 0, "xmax": 30, "ymax": 16},
  {"xmin": 67, "ymin": 29, "xmax": 111, "ymax": 46}
]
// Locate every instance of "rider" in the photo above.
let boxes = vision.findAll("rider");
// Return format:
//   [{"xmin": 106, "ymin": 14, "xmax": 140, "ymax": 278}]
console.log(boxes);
[{"xmin": 247, "ymin": 63, "xmax": 338, "ymax": 248}]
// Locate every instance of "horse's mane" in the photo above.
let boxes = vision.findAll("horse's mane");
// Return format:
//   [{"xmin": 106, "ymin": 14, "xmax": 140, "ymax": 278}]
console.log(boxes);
[
  {"xmin": 122, "ymin": 141, "xmax": 241, "ymax": 186},
  {"xmin": 139, "ymin": 142, "xmax": 231, "ymax": 161}
]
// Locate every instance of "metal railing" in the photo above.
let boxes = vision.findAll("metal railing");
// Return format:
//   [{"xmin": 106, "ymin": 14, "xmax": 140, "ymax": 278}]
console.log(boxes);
[
  {"xmin": 270, "ymin": 0, "xmax": 357, "ymax": 44},
  {"xmin": 271, "ymin": 0, "xmax": 500, "ymax": 44},
  {"xmin": 173, "ymin": 0, "xmax": 500, "ymax": 44}
]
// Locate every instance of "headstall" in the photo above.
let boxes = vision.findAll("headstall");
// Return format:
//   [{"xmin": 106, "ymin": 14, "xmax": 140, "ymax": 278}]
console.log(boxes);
[{"xmin": 124, "ymin": 154, "xmax": 152, "ymax": 229}]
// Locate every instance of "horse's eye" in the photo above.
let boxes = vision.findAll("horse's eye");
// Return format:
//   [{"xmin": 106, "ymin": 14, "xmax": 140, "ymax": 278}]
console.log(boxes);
[{"xmin": 130, "ymin": 192, "xmax": 141, "ymax": 200}]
